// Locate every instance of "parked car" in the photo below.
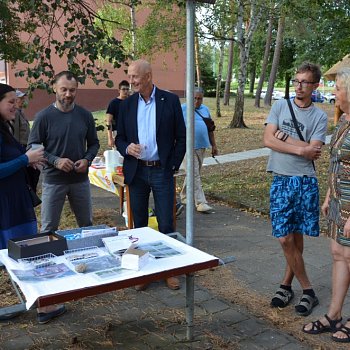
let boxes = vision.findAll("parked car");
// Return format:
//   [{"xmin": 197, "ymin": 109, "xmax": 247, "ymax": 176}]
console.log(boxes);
[
  {"xmin": 324, "ymin": 93, "xmax": 336, "ymax": 104},
  {"xmin": 311, "ymin": 90, "xmax": 324, "ymax": 103},
  {"xmin": 272, "ymin": 91, "xmax": 284, "ymax": 100},
  {"xmin": 258, "ymin": 90, "xmax": 284, "ymax": 100},
  {"xmin": 259, "ymin": 90, "xmax": 267, "ymax": 99}
]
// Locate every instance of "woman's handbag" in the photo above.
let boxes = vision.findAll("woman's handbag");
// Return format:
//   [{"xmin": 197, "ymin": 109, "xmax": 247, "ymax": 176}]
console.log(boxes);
[
  {"xmin": 195, "ymin": 110, "xmax": 216, "ymax": 132},
  {"xmin": 25, "ymin": 168, "xmax": 42, "ymax": 207},
  {"xmin": 27, "ymin": 184, "xmax": 42, "ymax": 207}
]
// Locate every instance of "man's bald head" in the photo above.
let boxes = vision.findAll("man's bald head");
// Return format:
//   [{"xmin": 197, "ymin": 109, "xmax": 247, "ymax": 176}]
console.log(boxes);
[
  {"xmin": 128, "ymin": 59, "xmax": 153, "ymax": 99},
  {"xmin": 129, "ymin": 59, "xmax": 152, "ymax": 74}
]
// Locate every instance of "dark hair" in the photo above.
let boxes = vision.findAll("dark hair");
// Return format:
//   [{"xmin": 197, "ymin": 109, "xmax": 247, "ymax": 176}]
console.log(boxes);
[
  {"xmin": 0, "ymin": 83, "xmax": 16, "ymax": 143},
  {"xmin": 296, "ymin": 62, "xmax": 322, "ymax": 83},
  {"xmin": 119, "ymin": 80, "xmax": 130, "ymax": 89},
  {"xmin": 53, "ymin": 71, "xmax": 78, "ymax": 85},
  {"xmin": 0, "ymin": 83, "xmax": 15, "ymax": 101}
]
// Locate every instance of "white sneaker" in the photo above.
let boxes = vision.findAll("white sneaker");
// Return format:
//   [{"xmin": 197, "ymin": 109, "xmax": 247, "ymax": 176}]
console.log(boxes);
[{"xmin": 196, "ymin": 203, "xmax": 213, "ymax": 212}]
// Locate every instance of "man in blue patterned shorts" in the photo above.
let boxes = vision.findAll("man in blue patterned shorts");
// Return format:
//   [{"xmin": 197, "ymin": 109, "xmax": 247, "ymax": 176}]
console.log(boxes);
[{"xmin": 263, "ymin": 62, "xmax": 328, "ymax": 316}]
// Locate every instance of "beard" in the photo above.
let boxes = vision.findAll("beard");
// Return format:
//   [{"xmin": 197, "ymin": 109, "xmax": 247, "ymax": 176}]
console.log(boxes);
[{"xmin": 57, "ymin": 96, "xmax": 75, "ymax": 111}]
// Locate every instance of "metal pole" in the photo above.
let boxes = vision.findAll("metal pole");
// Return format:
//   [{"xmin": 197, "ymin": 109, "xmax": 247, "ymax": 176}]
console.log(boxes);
[{"xmin": 185, "ymin": 0, "xmax": 195, "ymax": 342}]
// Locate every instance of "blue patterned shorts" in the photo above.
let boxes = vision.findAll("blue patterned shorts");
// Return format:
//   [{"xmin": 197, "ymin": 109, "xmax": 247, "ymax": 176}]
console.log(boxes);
[{"xmin": 270, "ymin": 175, "xmax": 319, "ymax": 238}]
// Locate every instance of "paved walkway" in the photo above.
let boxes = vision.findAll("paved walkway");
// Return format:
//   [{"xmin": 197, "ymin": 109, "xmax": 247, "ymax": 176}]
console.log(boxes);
[
  {"xmin": 1, "ymin": 140, "xmax": 346, "ymax": 350},
  {"xmin": 203, "ymin": 134, "xmax": 332, "ymax": 166}
]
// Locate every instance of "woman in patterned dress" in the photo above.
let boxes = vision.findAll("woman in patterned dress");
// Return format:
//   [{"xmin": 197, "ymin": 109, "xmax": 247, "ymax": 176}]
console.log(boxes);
[{"xmin": 302, "ymin": 68, "xmax": 350, "ymax": 343}]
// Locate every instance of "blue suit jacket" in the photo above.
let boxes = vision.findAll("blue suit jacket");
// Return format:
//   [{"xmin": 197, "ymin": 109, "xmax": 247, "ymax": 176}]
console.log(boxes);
[{"xmin": 116, "ymin": 87, "xmax": 186, "ymax": 185}]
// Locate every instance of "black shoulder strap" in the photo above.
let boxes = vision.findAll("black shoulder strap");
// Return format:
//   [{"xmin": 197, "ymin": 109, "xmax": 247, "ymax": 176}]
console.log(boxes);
[
  {"xmin": 286, "ymin": 99, "xmax": 315, "ymax": 170},
  {"xmin": 286, "ymin": 99, "xmax": 305, "ymax": 142},
  {"xmin": 194, "ymin": 109, "xmax": 205, "ymax": 120}
]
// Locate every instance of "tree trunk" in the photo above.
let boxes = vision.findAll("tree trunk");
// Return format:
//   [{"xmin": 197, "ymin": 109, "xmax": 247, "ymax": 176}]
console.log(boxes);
[
  {"xmin": 254, "ymin": 12, "xmax": 273, "ymax": 108},
  {"xmin": 249, "ymin": 61, "xmax": 256, "ymax": 94},
  {"xmin": 230, "ymin": 87, "xmax": 246, "ymax": 128},
  {"xmin": 223, "ymin": 36, "xmax": 234, "ymax": 106},
  {"xmin": 285, "ymin": 71, "xmax": 292, "ymax": 98},
  {"xmin": 195, "ymin": 34, "xmax": 201, "ymax": 87},
  {"xmin": 215, "ymin": 40, "xmax": 225, "ymax": 118},
  {"xmin": 264, "ymin": 13, "xmax": 285, "ymax": 107},
  {"xmin": 229, "ymin": 0, "xmax": 262, "ymax": 128}
]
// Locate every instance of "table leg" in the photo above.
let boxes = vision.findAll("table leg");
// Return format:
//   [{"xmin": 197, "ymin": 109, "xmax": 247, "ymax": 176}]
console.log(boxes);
[
  {"xmin": 125, "ymin": 185, "xmax": 134, "ymax": 229},
  {"xmin": 185, "ymin": 273, "xmax": 195, "ymax": 340},
  {"xmin": 173, "ymin": 177, "xmax": 177, "ymax": 230},
  {"xmin": 118, "ymin": 186, "xmax": 124, "ymax": 216}
]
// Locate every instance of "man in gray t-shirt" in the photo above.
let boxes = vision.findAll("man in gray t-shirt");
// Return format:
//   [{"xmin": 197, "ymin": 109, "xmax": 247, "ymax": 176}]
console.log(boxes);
[
  {"xmin": 29, "ymin": 71, "xmax": 99, "ymax": 233},
  {"xmin": 263, "ymin": 62, "xmax": 327, "ymax": 317}
]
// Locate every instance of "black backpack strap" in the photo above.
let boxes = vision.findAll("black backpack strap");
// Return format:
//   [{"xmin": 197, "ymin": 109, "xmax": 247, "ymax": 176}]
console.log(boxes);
[
  {"xmin": 286, "ymin": 99, "xmax": 315, "ymax": 170},
  {"xmin": 287, "ymin": 99, "xmax": 305, "ymax": 141}
]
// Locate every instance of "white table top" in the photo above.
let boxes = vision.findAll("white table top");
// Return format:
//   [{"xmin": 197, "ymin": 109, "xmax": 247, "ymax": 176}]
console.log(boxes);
[{"xmin": 0, "ymin": 228, "xmax": 218, "ymax": 309}]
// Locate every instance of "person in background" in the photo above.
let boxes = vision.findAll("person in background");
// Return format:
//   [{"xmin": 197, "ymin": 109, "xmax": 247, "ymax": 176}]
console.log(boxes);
[
  {"xmin": 11, "ymin": 89, "xmax": 41, "ymax": 192},
  {"xmin": 264, "ymin": 62, "xmax": 328, "ymax": 316},
  {"xmin": 106, "ymin": 80, "xmax": 130, "ymax": 148},
  {"xmin": 11, "ymin": 89, "xmax": 30, "ymax": 148},
  {"xmin": 302, "ymin": 68, "xmax": 350, "ymax": 343},
  {"xmin": 180, "ymin": 87, "xmax": 218, "ymax": 213},
  {"xmin": 116, "ymin": 59, "xmax": 186, "ymax": 291}
]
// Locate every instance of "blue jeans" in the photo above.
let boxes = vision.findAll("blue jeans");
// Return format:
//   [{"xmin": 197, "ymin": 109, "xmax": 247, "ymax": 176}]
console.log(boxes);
[{"xmin": 129, "ymin": 165, "xmax": 174, "ymax": 233}]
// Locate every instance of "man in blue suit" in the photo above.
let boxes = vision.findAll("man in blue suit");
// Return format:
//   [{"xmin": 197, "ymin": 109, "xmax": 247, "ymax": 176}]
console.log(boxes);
[{"xmin": 116, "ymin": 59, "xmax": 186, "ymax": 290}]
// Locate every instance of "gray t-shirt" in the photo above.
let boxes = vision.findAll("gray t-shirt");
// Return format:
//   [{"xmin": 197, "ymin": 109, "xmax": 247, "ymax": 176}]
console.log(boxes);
[{"xmin": 265, "ymin": 99, "xmax": 328, "ymax": 177}]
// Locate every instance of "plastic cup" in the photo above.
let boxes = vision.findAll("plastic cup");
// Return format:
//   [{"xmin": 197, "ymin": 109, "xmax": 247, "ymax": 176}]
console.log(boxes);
[
  {"xmin": 139, "ymin": 144, "xmax": 147, "ymax": 159},
  {"xmin": 31, "ymin": 143, "xmax": 44, "ymax": 151}
]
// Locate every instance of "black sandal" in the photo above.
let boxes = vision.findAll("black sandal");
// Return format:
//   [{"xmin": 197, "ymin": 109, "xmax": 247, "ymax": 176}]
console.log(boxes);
[
  {"xmin": 270, "ymin": 288, "xmax": 294, "ymax": 308},
  {"xmin": 302, "ymin": 314, "xmax": 342, "ymax": 334},
  {"xmin": 295, "ymin": 294, "xmax": 319, "ymax": 316},
  {"xmin": 331, "ymin": 319, "xmax": 350, "ymax": 343}
]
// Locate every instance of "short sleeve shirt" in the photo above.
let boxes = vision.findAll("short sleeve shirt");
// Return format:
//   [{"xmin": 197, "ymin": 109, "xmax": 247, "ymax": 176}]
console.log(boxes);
[
  {"xmin": 181, "ymin": 103, "xmax": 211, "ymax": 149},
  {"xmin": 106, "ymin": 98, "xmax": 122, "ymax": 131},
  {"xmin": 265, "ymin": 99, "xmax": 328, "ymax": 177}
]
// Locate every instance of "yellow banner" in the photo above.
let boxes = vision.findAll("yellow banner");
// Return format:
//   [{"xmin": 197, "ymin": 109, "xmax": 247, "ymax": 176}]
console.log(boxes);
[{"xmin": 88, "ymin": 167, "xmax": 119, "ymax": 196}]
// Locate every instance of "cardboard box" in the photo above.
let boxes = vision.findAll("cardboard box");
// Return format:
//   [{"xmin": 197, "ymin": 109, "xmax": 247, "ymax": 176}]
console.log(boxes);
[
  {"xmin": 121, "ymin": 247, "xmax": 149, "ymax": 271},
  {"xmin": 8, "ymin": 232, "xmax": 68, "ymax": 261}
]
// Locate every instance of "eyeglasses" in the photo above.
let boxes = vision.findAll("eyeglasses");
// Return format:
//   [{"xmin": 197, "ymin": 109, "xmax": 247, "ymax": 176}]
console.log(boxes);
[
  {"xmin": 194, "ymin": 97, "xmax": 203, "ymax": 100},
  {"xmin": 291, "ymin": 80, "xmax": 316, "ymax": 88},
  {"xmin": 120, "ymin": 87, "xmax": 130, "ymax": 91}
]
